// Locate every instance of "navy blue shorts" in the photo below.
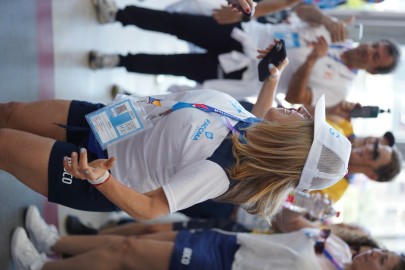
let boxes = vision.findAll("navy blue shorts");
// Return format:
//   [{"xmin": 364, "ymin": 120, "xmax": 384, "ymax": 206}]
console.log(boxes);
[
  {"xmin": 47, "ymin": 100, "xmax": 120, "ymax": 212},
  {"xmin": 173, "ymin": 218, "xmax": 249, "ymax": 233},
  {"xmin": 169, "ymin": 230, "xmax": 239, "ymax": 270}
]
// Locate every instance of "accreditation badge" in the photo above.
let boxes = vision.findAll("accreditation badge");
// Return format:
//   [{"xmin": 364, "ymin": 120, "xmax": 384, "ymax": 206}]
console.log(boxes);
[{"xmin": 85, "ymin": 96, "xmax": 153, "ymax": 150}]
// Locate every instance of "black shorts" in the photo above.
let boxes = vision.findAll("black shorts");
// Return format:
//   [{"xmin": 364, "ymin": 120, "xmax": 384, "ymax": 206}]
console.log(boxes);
[
  {"xmin": 47, "ymin": 100, "xmax": 119, "ymax": 212},
  {"xmin": 169, "ymin": 230, "xmax": 239, "ymax": 270}
]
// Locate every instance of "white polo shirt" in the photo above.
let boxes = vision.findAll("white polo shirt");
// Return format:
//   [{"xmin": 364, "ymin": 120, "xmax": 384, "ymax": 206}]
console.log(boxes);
[
  {"xmin": 233, "ymin": 228, "xmax": 352, "ymax": 270},
  {"xmin": 107, "ymin": 90, "xmax": 256, "ymax": 213},
  {"xmin": 203, "ymin": 20, "xmax": 356, "ymax": 107}
]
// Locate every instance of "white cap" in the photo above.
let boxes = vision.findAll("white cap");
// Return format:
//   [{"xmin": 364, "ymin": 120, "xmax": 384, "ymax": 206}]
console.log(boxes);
[{"xmin": 296, "ymin": 95, "xmax": 352, "ymax": 191}]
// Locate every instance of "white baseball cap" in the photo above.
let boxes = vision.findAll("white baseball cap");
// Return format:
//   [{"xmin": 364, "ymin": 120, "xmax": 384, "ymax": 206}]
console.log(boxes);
[{"xmin": 296, "ymin": 95, "xmax": 352, "ymax": 191}]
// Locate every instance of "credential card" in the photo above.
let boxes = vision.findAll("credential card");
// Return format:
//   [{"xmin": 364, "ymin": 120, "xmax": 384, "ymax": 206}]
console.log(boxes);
[{"xmin": 86, "ymin": 98, "xmax": 150, "ymax": 150}]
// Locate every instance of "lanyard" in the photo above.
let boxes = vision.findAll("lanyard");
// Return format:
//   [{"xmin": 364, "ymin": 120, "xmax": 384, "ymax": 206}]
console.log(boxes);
[
  {"xmin": 306, "ymin": 230, "xmax": 344, "ymax": 270},
  {"xmin": 327, "ymin": 52, "xmax": 358, "ymax": 74},
  {"xmin": 327, "ymin": 44, "xmax": 358, "ymax": 75},
  {"xmin": 144, "ymin": 96, "xmax": 260, "ymax": 123},
  {"xmin": 143, "ymin": 96, "xmax": 261, "ymax": 137},
  {"xmin": 323, "ymin": 249, "xmax": 344, "ymax": 270},
  {"xmin": 302, "ymin": 0, "xmax": 347, "ymax": 9}
]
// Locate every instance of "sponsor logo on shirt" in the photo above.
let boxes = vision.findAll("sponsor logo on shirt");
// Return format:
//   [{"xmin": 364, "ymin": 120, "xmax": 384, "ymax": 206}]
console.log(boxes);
[
  {"xmin": 181, "ymin": 247, "xmax": 193, "ymax": 265},
  {"xmin": 192, "ymin": 119, "xmax": 212, "ymax": 141},
  {"xmin": 205, "ymin": 132, "xmax": 214, "ymax": 140}
]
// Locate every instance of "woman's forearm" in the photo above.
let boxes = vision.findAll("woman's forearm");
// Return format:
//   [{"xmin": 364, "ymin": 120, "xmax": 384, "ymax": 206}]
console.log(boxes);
[
  {"xmin": 96, "ymin": 175, "xmax": 170, "ymax": 220},
  {"xmin": 251, "ymin": 76, "xmax": 279, "ymax": 118},
  {"xmin": 285, "ymin": 56, "xmax": 316, "ymax": 105}
]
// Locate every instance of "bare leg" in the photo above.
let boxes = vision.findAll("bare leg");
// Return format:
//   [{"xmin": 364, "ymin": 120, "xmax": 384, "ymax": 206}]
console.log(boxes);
[
  {"xmin": 0, "ymin": 128, "xmax": 54, "ymax": 195},
  {"xmin": 52, "ymin": 232, "xmax": 178, "ymax": 255},
  {"xmin": 45, "ymin": 234, "xmax": 176, "ymax": 270},
  {"xmin": 100, "ymin": 222, "xmax": 174, "ymax": 236},
  {"xmin": 52, "ymin": 235, "xmax": 129, "ymax": 255},
  {"xmin": 0, "ymin": 100, "xmax": 73, "ymax": 195},
  {"xmin": 137, "ymin": 231, "xmax": 178, "ymax": 242},
  {"xmin": 0, "ymin": 100, "xmax": 71, "ymax": 141}
]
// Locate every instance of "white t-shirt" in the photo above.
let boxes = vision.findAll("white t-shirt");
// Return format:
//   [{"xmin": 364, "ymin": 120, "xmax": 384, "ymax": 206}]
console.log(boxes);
[
  {"xmin": 107, "ymin": 90, "xmax": 255, "ymax": 213},
  {"xmin": 277, "ymin": 46, "xmax": 356, "ymax": 107},
  {"xmin": 203, "ymin": 20, "xmax": 356, "ymax": 107},
  {"xmin": 233, "ymin": 228, "xmax": 352, "ymax": 270}
]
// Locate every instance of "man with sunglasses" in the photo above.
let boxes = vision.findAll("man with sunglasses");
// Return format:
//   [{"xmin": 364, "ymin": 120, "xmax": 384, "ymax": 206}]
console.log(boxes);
[{"xmin": 309, "ymin": 109, "xmax": 402, "ymax": 202}]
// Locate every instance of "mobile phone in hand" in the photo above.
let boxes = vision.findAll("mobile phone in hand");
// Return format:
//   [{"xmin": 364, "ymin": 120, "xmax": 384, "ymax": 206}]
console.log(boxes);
[
  {"xmin": 258, "ymin": 39, "xmax": 287, "ymax": 82},
  {"xmin": 349, "ymin": 106, "xmax": 380, "ymax": 118}
]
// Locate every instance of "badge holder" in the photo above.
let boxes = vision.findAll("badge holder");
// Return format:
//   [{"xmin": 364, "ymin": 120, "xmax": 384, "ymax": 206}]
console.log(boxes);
[{"xmin": 85, "ymin": 96, "xmax": 153, "ymax": 150}]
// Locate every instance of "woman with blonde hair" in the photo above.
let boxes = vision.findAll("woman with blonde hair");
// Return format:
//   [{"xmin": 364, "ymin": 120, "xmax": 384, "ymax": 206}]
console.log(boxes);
[{"xmin": 0, "ymin": 45, "xmax": 350, "ymax": 223}]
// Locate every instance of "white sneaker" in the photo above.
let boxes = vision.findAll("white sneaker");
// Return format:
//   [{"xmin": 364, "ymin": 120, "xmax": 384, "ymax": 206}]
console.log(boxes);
[
  {"xmin": 92, "ymin": 0, "xmax": 118, "ymax": 24},
  {"xmin": 25, "ymin": 205, "xmax": 59, "ymax": 254},
  {"xmin": 11, "ymin": 227, "xmax": 48, "ymax": 270},
  {"xmin": 89, "ymin": 51, "xmax": 120, "ymax": 70}
]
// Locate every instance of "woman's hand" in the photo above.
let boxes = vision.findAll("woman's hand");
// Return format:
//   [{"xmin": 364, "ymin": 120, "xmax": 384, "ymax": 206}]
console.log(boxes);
[
  {"xmin": 63, "ymin": 148, "xmax": 116, "ymax": 181},
  {"xmin": 308, "ymin": 36, "xmax": 328, "ymax": 61},
  {"xmin": 322, "ymin": 16, "xmax": 355, "ymax": 43},
  {"xmin": 338, "ymin": 100, "xmax": 361, "ymax": 120},
  {"xmin": 326, "ymin": 100, "xmax": 360, "ymax": 120},
  {"xmin": 257, "ymin": 41, "xmax": 289, "ymax": 79},
  {"xmin": 226, "ymin": 0, "xmax": 254, "ymax": 15},
  {"xmin": 251, "ymin": 41, "xmax": 289, "ymax": 118}
]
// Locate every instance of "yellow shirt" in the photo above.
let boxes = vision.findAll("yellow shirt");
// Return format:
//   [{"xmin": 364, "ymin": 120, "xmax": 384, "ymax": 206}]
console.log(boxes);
[
  {"xmin": 343, "ymin": 0, "xmax": 366, "ymax": 9},
  {"xmin": 311, "ymin": 176, "xmax": 350, "ymax": 203}
]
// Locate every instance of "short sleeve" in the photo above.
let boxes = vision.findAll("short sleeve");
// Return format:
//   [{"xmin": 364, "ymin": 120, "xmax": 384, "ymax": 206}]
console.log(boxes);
[{"xmin": 162, "ymin": 160, "xmax": 230, "ymax": 213}]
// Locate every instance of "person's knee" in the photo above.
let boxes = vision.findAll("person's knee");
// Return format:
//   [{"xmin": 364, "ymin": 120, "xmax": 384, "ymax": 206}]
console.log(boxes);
[
  {"xmin": 108, "ymin": 237, "xmax": 135, "ymax": 254},
  {"xmin": 106, "ymin": 237, "xmax": 142, "ymax": 266}
]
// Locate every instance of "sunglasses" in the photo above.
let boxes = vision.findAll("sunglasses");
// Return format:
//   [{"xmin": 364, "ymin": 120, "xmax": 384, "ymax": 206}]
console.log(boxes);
[
  {"xmin": 314, "ymin": 229, "xmax": 331, "ymax": 254},
  {"xmin": 372, "ymin": 139, "xmax": 380, "ymax": 161}
]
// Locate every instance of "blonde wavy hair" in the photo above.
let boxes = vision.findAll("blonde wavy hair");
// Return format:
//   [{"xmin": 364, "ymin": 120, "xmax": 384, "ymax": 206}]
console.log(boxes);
[{"xmin": 217, "ymin": 119, "xmax": 314, "ymax": 221}]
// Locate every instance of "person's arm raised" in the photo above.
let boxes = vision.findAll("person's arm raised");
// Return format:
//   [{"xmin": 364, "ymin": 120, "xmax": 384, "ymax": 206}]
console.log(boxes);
[
  {"xmin": 294, "ymin": 3, "xmax": 351, "ymax": 43},
  {"xmin": 285, "ymin": 36, "xmax": 327, "ymax": 106},
  {"xmin": 214, "ymin": 0, "xmax": 300, "ymax": 25},
  {"xmin": 252, "ymin": 44, "xmax": 289, "ymax": 118},
  {"xmin": 63, "ymin": 148, "xmax": 170, "ymax": 220}
]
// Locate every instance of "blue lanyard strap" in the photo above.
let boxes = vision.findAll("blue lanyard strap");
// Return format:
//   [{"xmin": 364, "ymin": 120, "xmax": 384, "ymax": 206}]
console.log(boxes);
[
  {"xmin": 305, "ymin": 230, "xmax": 344, "ymax": 270},
  {"xmin": 145, "ymin": 97, "xmax": 261, "ymax": 124},
  {"xmin": 327, "ymin": 45, "xmax": 358, "ymax": 74},
  {"xmin": 302, "ymin": 0, "xmax": 347, "ymax": 9},
  {"xmin": 144, "ymin": 97, "xmax": 261, "ymax": 139},
  {"xmin": 323, "ymin": 249, "xmax": 344, "ymax": 270}
]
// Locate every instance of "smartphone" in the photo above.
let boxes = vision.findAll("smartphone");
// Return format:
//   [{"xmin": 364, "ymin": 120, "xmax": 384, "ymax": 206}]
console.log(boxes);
[
  {"xmin": 258, "ymin": 39, "xmax": 287, "ymax": 82},
  {"xmin": 349, "ymin": 106, "xmax": 380, "ymax": 118}
]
